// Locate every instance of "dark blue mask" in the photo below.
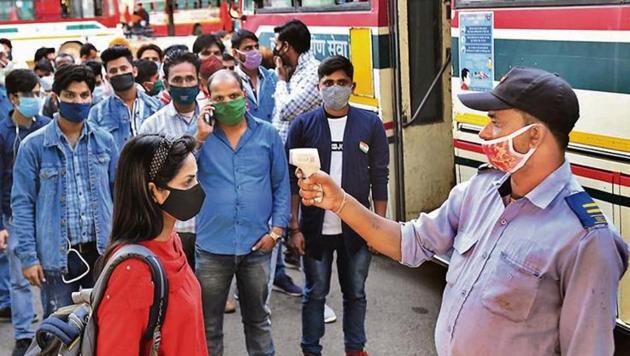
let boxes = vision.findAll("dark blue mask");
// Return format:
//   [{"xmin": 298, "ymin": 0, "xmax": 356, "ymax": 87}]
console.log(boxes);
[
  {"xmin": 169, "ymin": 85, "xmax": 200, "ymax": 106},
  {"xmin": 59, "ymin": 101, "xmax": 91, "ymax": 123}
]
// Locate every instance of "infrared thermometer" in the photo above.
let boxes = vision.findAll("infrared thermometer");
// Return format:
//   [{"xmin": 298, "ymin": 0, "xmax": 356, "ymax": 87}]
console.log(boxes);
[{"xmin": 289, "ymin": 148, "xmax": 323, "ymax": 203}]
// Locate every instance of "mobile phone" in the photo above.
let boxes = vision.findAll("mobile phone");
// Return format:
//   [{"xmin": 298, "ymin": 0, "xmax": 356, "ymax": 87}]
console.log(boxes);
[{"xmin": 204, "ymin": 110, "xmax": 215, "ymax": 126}]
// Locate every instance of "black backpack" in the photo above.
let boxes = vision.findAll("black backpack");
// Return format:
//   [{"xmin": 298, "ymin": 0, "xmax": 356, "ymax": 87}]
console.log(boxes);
[{"xmin": 26, "ymin": 244, "xmax": 169, "ymax": 356}]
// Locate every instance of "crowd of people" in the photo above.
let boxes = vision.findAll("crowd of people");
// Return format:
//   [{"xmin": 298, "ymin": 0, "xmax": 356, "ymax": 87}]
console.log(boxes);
[
  {"xmin": 0, "ymin": 14, "xmax": 626, "ymax": 356},
  {"xmin": 0, "ymin": 19, "xmax": 387, "ymax": 356}
]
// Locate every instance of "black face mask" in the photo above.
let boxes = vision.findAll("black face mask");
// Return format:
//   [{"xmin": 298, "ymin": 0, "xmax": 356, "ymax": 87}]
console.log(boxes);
[
  {"xmin": 160, "ymin": 183, "xmax": 206, "ymax": 221},
  {"xmin": 110, "ymin": 72, "xmax": 135, "ymax": 92},
  {"xmin": 272, "ymin": 43, "xmax": 285, "ymax": 58}
]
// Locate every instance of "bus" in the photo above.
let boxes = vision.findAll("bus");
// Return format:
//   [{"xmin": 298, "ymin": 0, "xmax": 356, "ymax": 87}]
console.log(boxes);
[
  {"xmin": 0, "ymin": 0, "xmax": 122, "ymax": 64},
  {"xmin": 238, "ymin": 0, "xmax": 630, "ymax": 333},
  {"xmin": 127, "ymin": 0, "xmax": 234, "ymax": 36}
]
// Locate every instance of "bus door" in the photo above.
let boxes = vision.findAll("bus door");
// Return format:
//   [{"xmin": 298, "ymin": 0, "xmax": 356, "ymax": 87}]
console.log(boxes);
[{"xmin": 392, "ymin": 0, "xmax": 454, "ymax": 221}]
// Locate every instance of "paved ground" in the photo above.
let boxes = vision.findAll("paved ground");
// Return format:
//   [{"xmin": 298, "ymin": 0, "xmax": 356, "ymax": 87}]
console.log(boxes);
[
  {"xmin": 0, "ymin": 255, "xmax": 446, "ymax": 355},
  {"xmin": 1, "ymin": 255, "xmax": 630, "ymax": 355}
]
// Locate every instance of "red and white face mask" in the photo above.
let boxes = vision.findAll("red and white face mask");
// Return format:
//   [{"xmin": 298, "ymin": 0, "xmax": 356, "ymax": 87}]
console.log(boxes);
[{"xmin": 481, "ymin": 124, "xmax": 539, "ymax": 173}]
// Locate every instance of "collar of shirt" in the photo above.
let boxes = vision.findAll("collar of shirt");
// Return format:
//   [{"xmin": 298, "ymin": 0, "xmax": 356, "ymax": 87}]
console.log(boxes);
[
  {"xmin": 5, "ymin": 110, "xmax": 37, "ymax": 129},
  {"xmin": 44, "ymin": 114, "xmax": 91, "ymax": 147},
  {"xmin": 493, "ymin": 160, "xmax": 572, "ymax": 210},
  {"xmin": 165, "ymin": 101, "xmax": 199, "ymax": 125},
  {"xmin": 212, "ymin": 113, "xmax": 258, "ymax": 151},
  {"xmin": 53, "ymin": 115, "xmax": 88, "ymax": 146},
  {"xmin": 295, "ymin": 51, "xmax": 316, "ymax": 74}
]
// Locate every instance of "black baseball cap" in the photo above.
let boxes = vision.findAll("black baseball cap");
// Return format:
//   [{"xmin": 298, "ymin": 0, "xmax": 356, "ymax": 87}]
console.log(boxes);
[{"xmin": 458, "ymin": 66, "xmax": 580, "ymax": 135}]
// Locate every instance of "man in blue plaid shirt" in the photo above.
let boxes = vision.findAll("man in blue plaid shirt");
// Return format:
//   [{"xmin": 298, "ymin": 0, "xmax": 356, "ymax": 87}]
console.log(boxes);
[{"xmin": 272, "ymin": 20, "xmax": 322, "ymax": 143}]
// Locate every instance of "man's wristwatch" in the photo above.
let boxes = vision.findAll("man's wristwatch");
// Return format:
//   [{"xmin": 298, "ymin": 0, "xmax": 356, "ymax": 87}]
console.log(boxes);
[{"xmin": 269, "ymin": 231, "xmax": 282, "ymax": 242}]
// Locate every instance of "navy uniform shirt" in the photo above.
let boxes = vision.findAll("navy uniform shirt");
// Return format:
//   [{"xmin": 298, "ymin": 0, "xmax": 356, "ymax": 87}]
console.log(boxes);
[{"xmin": 400, "ymin": 160, "xmax": 629, "ymax": 355}]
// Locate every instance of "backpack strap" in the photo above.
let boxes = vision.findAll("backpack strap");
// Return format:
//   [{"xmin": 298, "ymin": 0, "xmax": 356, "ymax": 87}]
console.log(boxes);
[{"xmin": 92, "ymin": 245, "xmax": 169, "ymax": 352}]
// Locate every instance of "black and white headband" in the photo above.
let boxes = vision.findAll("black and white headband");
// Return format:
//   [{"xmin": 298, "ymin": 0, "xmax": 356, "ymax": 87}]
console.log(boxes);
[{"xmin": 148, "ymin": 138, "xmax": 173, "ymax": 181}]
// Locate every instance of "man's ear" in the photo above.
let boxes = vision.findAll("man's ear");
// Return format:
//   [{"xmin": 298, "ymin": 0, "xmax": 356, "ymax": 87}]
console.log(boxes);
[
  {"xmin": 8, "ymin": 93, "xmax": 18, "ymax": 106},
  {"xmin": 530, "ymin": 124, "xmax": 546, "ymax": 148},
  {"xmin": 132, "ymin": 66, "xmax": 138, "ymax": 78}
]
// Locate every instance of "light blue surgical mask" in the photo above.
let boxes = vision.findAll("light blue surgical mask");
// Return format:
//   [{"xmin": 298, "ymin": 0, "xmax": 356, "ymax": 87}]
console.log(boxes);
[{"xmin": 17, "ymin": 96, "xmax": 42, "ymax": 118}]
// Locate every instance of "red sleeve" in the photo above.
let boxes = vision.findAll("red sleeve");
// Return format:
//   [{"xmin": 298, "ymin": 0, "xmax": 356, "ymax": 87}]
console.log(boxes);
[{"xmin": 96, "ymin": 259, "xmax": 155, "ymax": 356}]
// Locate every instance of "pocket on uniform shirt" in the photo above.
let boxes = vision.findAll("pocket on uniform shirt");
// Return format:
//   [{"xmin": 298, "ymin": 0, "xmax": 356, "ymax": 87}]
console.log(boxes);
[{"xmin": 481, "ymin": 245, "xmax": 544, "ymax": 322}]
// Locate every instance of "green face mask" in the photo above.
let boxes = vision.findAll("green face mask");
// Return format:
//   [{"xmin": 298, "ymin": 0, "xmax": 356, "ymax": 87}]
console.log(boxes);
[{"xmin": 214, "ymin": 96, "xmax": 246, "ymax": 126}]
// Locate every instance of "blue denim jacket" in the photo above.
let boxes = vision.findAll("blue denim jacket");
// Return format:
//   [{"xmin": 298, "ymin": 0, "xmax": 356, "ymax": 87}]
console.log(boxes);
[
  {"xmin": 87, "ymin": 88, "xmax": 161, "ymax": 151},
  {"xmin": 0, "ymin": 113, "xmax": 52, "ymax": 229},
  {"xmin": 236, "ymin": 66, "xmax": 278, "ymax": 123},
  {"xmin": 11, "ymin": 119, "xmax": 118, "ymax": 272}
]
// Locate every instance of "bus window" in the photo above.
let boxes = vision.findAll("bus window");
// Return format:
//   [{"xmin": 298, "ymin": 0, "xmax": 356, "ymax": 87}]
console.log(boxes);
[
  {"xmin": 61, "ymin": 0, "xmax": 105, "ymax": 18},
  {"xmin": 0, "ymin": 0, "xmax": 35, "ymax": 21},
  {"xmin": 455, "ymin": 0, "xmax": 623, "ymax": 8},
  {"xmin": 254, "ymin": 0, "xmax": 369, "ymax": 11}
]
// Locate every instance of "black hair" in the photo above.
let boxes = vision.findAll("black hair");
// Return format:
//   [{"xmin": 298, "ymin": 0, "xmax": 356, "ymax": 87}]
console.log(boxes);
[
  {"xmin": 5, "ymin": 69, "xmax": 39, "ymax": 96},
  {"xmin": 0, "ymin": 38, "xmax": 12, "ymax": 50},
  {"xmin": 318, "ymin": 55, "xmax": 353, "ymax": 80},
  {"xmin": 84, "ymin": 60, "xmax": 103, "ymax": 78},
  {"xmin": 134, "ymin": 59, "xmax": 159, "ymax": 84},
  {"xmin": 137, "ymin": 43, "xmax": 164, "ymax": 61},
  {"xmin": 163, "ymin": 50, "xmax": 201, "ymax": 80},
  {"xmin": 231, "ymin": 29, "xmax": 258, "ymax": 50},
  {"xmin": 192, "ymin": 34, "xmax": 225, "ymax": 55},
  {"xmin": 34, "ymin": 58, "xmax": 54, "ymax": 74},
  {"xmin": 163, "ymin": 44, "xmax": 189, "ymax": 60},
  {"xmin": 80, "ymin": 43, "xmax": 97, "ymax": 58},
  {"xmin": 461, "ymin": 68, "xmax": 469, "ymax": 79},
  {"xmin": 207, "ymin": 69, "xmax": 243, "ymax": 94},
  {"xmin": 34, "ymin": 47, "xmax": 55, "ymax": 62},
  {"xmin": 100, "ymin": 134, "xmax": 196, "ymax": 269},
  {"xmin": 273, "ymin": 20, "xmax": 311, "ymax": 54},
  {"xmin": 100, "ymin": 45, "xmax": 133, "ymax": 70},
  {"xmin": 222, "ymin": 53, "xmax": 235, "ymax": 61},
  {"xmin": 52, "ymin": 64, "xmax": 95, "ymax": 95}
]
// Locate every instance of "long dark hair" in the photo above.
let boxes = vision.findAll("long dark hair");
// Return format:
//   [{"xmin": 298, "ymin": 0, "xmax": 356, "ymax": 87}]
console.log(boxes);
[{"xmin": 97, "ymin": 134, "xmax": 196, "ymax": 273}]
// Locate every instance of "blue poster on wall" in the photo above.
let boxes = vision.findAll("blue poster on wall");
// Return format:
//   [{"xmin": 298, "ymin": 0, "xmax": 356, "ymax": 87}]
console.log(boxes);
[{"xmin": 458, "ymin": 12, "xmax": 494, "ymax": 92}]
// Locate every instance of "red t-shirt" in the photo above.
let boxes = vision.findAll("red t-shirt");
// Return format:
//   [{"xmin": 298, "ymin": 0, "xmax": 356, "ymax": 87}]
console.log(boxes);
[{"xmin": 96, "ymin": 232, "xmax": 208, "ymax": 355}]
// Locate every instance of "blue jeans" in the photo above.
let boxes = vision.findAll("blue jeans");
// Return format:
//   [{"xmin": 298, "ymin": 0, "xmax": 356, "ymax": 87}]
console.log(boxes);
[
  {"xmin": 302, "ymin": 235, "xmax": 372, "ymax": 355},
  {"xmin": 40, "ymin": 247, "xmax": 99, "ymax": 318},
  {"xmin": 0, "ymin": 251, "xmax": 9, "ymax": 309},
  {"xmin": 6, "ymin": 216, "xmax": 35, "ymax": 339},
  {"xmin": 196, "ymin": 248, "xmax": 274, "ymax": 356}
]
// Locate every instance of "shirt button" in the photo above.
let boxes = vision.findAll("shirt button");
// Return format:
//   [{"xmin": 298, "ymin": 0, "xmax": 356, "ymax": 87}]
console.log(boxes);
[
  {"xmin": 482, "ymin": 252, "xmax": 488, "ymax": 259},
  {"xmin": 447, "ymin": 325, "xmax": 452, "ymax": 332},
  {"xmin": 500, "ymin": 219, "xmax": 507, "ymax": 225},
  {"xmin": 460, "ymin": 290, "xmax": 466, "ymax": 297}
]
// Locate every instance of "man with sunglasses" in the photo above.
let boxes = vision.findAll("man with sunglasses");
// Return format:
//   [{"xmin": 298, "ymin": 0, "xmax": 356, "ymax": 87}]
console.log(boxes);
[
  {"xmin": 0, "ymin": 69, "xmax": 50, "ymax": 356},
  {"xmin": 286, "ymin": 56, "xmax": 389, "ymax": 356}
]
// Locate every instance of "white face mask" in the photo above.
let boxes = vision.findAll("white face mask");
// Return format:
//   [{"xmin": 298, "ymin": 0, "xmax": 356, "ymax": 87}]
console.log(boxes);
[
  {"xmin": 481, "ymin": 124, "xmax": 539, "ymax": 173},
  {"xmin": 40, "ymin": 75, "xmax": 54, "ymax": 92}
]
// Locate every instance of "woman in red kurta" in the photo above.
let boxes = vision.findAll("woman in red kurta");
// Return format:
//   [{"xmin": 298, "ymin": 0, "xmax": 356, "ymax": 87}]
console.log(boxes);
[{"xmin": 96, "ymin": 134, "xmax": 208, "ymax": 355}]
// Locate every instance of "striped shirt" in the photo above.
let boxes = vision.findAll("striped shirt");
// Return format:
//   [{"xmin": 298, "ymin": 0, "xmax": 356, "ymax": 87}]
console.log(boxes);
[
  {"xmin": 272, "ymin": 51, "xmax": 322, "ymax": 143},
  {"xmin": 139, "ymin": 102, "xmax": 200, "ymax": 233}
]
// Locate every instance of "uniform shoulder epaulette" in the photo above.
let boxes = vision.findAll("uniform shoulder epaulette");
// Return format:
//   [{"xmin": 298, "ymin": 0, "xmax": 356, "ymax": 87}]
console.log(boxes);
[
  {"xmin": 477, "ymin": 163, "xmax": 498, "ymax": 173},
  {"xmin": 565, "ymin": 191, "xmax": 608, "ymax": 229}
]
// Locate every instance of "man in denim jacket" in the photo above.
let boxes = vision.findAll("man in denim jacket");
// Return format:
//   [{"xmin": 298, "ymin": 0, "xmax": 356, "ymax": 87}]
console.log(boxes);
[
  {"xmin": 87, "ymin": 46, "xmax": 161, "ymax": 151},
  {"xmin": 11, "ymin": 65, "xmax": 118, "ymax": 317}
]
